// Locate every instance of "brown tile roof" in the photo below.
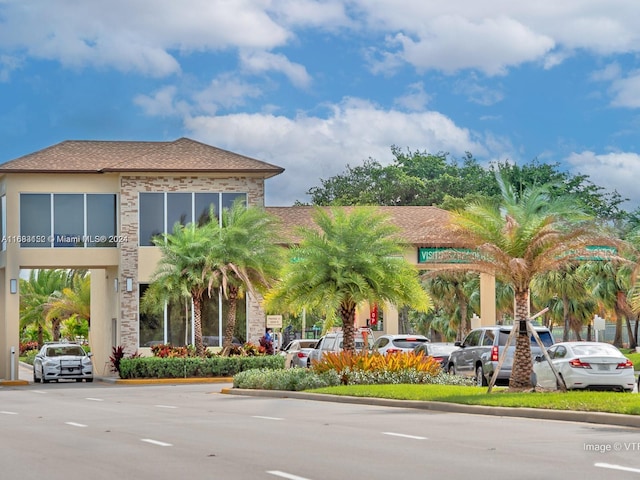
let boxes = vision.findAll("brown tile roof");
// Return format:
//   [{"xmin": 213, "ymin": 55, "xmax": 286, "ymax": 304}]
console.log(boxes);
[
  {"xmin": 265, "ymin": 205, "xmax": 461, "ymax": 247},
  {"xmin": 0, "ymin": 137, "xmax": 284, "ymax": 177}
]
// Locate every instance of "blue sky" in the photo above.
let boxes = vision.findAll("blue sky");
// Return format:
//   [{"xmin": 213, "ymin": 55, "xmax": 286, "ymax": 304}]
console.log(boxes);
[{"xmin": 1, "ymin": 1, "xmax": 640, "ymax": 209}]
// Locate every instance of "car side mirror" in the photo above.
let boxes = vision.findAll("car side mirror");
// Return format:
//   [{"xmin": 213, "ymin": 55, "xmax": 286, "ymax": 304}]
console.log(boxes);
[
  {"xmin": 454, "ymin": 341, "xmax": 462, "ymax": 347},
  {"xmin": 534, "ymin": 355, "xmax": 543, "ymax": 362}
]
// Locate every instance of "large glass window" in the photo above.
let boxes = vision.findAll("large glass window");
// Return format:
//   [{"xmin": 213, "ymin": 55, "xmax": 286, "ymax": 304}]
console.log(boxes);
[
  {"xmin": 20, "ymin": 193, "xmax": 117, "ymax": 248},
  {"xmin": 87, "ymin": 194, "xmax": 117, "ymax": 247},
  {"xmin": 54, "ymin": 194, "xmax": 84, "ymax": 247},
  {"xmin": 20, "ymin": 194, "xmax": 51, "ymax": 247},
  {"xmin": 138, "ymin": 286, "xmax": 247, "ymax": 348},
  {"xmin": 139, "ymin": 192, "xmax": 247, "ymax": 245},
  {"xmin": 166, "ymin": 193, "xmax": 191, "ymax": 233},
  {"xmin": 139, "ymin": 193, "xmax": 164, "ymax": 246}
]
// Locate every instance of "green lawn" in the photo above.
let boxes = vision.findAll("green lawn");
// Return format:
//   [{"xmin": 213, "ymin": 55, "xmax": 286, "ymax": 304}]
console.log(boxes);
[{"xmin": 308, "ymin": 383, "xmax": 640, "ymax": 415}]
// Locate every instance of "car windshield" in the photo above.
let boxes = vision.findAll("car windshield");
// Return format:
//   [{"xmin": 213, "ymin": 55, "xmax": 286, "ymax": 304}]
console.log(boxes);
[
  {"xmin": 47, "ymin": 346, "xmax": 85, "ymax": 357},
  {"xmin": 429, "ymin": 344, "xmax": 458, "ymax": 355},
  {"xmin": 392, "ymin": 338, "xmax": 428, "ymax": 349},
  {"xmin": 498, "ymin": 329, "xmax": 554, "ymax": 348},
  {"xmin": 571, "ymin": 344, "xmax": 621, "ymax": 357}
]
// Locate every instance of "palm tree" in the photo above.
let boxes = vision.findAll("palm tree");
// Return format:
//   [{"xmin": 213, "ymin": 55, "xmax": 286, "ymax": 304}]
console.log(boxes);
[
  {"xmin": 531, "ymin": 265, "xmax": 591, "ymax": 341},
  {"xmin": 264, "ymin": 206, "xmax": 432, "ymax": 352},
  {"xmin": 422, "ymin": 272, "xmax": 476, "ymax": 341},
  {"xmin": 205, "ymin": 200, "xmax": 284, "ymax": 351},
  {"xmin": 448, "ymin": 173, "xmax": 618, "ymax": 389},
  {"xmin": 20, "ymin": 269, "xmax": 71, "ymax": 346},
  {"xmin": 142, "ymin": 217, "xmax": 218, "ymax": 357},
  {"xmin": 143, "ymin": 201, "xmax": 284, "ymax": 356},
  {"xmin": 45, "ymin": 271, "xmax": 91, "ymax": 340}
]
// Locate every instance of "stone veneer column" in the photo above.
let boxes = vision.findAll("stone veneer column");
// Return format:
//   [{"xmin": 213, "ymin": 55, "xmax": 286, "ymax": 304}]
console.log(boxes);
[{"xmin": 118, "ymin": 175, "xmax": 266, "ymax": 354}]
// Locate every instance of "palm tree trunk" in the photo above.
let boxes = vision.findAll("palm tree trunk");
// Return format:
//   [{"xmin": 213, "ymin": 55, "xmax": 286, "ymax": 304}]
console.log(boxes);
[
  {"xmin": 223, "ymin": 287, "xmax": 238, "ymax": 350},
  {"xmin": 340, "ymin": 301, "xmax": 357, "ymax": 352},
  {"xmin": 510, "ymin": 289, "xmax": 533, "ymax": 390},
  {"xmin": 192, "ymin": 295, "xmax": 204, "ymax": 356}
]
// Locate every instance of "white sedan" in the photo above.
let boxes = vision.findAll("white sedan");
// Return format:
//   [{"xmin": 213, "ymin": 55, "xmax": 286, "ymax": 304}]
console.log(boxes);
[{"xmin": 533, "ymin": 341, "xmax": 634, "ymax": 392}]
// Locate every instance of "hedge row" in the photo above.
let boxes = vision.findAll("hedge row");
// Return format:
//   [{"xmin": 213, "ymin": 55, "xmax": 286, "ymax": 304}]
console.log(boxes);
[{"xmin": 118, "ymin": 355, "xmax": 285, "ymax": 379}]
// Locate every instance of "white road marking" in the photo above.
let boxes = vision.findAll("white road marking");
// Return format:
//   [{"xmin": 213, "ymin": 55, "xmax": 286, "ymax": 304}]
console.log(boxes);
[
  {"xmin": 31, "ymin": 390, "xmax": 47, "ymax": 394},
  {"xmin": 595, "ymin": 462, "xmax": 640, "ymax": 474},
  {"xmin": 0, "ymin": 411, "xmax": 18, "ymax": 415},
  {"xmin": 252, "ymin": 416, "xmax": 284, "ymax": 421},
  {"xmin": 267, "ymin": 471, "xmax": 311, "ymax": 480},
  {"xmin": 141, "ymin": 438, "xmax": 172, "ymax": 447},
  {"xmin": 155, "ymin": 405, "xmax": 178, "ymax": 409},
  {"xmin": 382, "ymin": 432, "xmax": 426, "ymax": 440},
  {"xmin": 85, "ymin": 398, "xmax": 103, "ymax": 402},
  {"xmin": 65, "ymin": 422, "xmax": 87, "ymax": 428}
]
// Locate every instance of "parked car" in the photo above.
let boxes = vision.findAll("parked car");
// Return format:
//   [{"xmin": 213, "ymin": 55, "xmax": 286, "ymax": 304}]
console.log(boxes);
[
  {"xmin": 280, "ymin": 339, "xmax": 319, "ymax": 368},
  {"xmin": 413, "ymin": 342, "xmax": 459, "ymax": 368},
  {"xmin": 33, "ymin": 342, "xmax": 94, "ymax": 383},
  {"xmin": 372, "ymin": 334, "xmax": 429, "ymax": 355},
  {"xmin": 447, "ymin": 325, "xmax": 555, "ymax": 386},
  {"xmin": 308, "ymin": 328, "xmax": 375, "ymax": 364},
  {"xmin": 533, "ymin": 341, "xmax": 634, "ymax": 392}
]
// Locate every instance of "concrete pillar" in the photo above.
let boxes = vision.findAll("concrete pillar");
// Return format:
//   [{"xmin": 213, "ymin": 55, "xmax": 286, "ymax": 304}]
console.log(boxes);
[
  {"xmin": 480, "ymin": 272, "xmax": 496, "ymax": 326},
  {"xmin": 384, "ymin": 303, "xmax": 399, "ymax": 335},
  {"xmin": 0, "ymin": 268, "xmax": 21, "ymax": 381},
  {"xmin": 89, "ymin": 268, "xmax": 119, "ymax": 377}
]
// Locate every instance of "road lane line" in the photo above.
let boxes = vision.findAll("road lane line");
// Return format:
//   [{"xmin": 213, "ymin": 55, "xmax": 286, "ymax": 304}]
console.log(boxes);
[
  {"xmin": 0, "ymin": 411, "xmax": 18, "ymax": 415},
  {"xmin": 85, "ymin": 398, "xmax": 103, "ymax": 402},
  {"xmin": 65, "ymin": 422, "xmax": 88, "ymax": 428},
  {"xmin": 595, "ymin": 463, "xmax": 640, "ymax": 474},
  {"xmin": 141, "ymin": 438, "xmax": 172, "ymax": 447},
  {"xmin": 252, "ymin": 416, "xmax": 284, "ymax": 421},
  {"xmin": 267, "ymin": 471, "xmax": 311, "ymax": 480},
  {"xmin": 382, "ymin": 432, "xmax": 426, "ymax": 440},
  {"xmin": 155, "ymin": 405, "xmax": 178, "ymax": 409}
]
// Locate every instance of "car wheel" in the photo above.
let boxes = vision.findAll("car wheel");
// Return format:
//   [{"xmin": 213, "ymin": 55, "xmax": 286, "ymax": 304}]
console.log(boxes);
[
  {"xmin": 86, "ymin": 377, "xmax": 93, "ymax": 383},
  {"xmin": 42, "ymin": 375, "xmax": 49, "ymax": 384},
  {"xmin": 447, "ymin": 364, "xmax": 456, "ymax": 375},
  {"xmin": 33, "ymin": 367, "xmax": 40, "ymax": 383},
  {"xmin": 475, "ymin": 365, "xmax": 487, "ymax": 387},
  {"xmin": 76, "ymin": 378, "xmax": 82, "ymax": 382}
]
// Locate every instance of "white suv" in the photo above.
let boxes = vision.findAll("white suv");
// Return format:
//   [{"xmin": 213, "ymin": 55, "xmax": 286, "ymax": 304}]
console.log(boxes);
[{"xmin": 372, "ymin": 334, "xmax": 429, "ymax": 355}]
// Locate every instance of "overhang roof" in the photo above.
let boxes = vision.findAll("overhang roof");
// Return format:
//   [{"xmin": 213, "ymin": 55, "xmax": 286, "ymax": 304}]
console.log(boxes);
[
  {"xmin": 0, "ymin": 137, "xmax": 284, "ymax": 177},
  {"xmin": 265, "ymin": 205, "xmax": 460, "ymax": 247}
]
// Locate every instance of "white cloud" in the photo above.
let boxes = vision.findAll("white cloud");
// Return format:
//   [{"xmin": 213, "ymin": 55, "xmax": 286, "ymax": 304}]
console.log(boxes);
[
  {"xmin": 240, "ymin": 50, "xmax": 312, "ymax": 89},
  {"xmin": 566, "ymin": 151, "xmax": 640, "ymax": 208},
  {"xmin": 609, "ymin": 71, "xmax": 640, "ymax": 108},
  {"xmin": 183, "ymin": 98, "xmax": 488, "ymax": 205},
  {"xmin": 393, "ymin": 82, "xmax": 430, "ymax": 111}
]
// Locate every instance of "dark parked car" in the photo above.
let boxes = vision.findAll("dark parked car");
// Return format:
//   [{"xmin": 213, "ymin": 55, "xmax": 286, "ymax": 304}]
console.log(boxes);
[
  {"xmin": 413, "ymin": 342, "xmax": 459, "ymax": 369},
  {"xmin": 447, "ymin": 325, "xmax": 554, "ymax": 386}
]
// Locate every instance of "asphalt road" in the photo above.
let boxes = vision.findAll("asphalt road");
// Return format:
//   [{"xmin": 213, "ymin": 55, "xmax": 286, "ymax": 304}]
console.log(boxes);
[{"xmin": 2, "ymin": 380, "xmax": 640, "ymax": 480}]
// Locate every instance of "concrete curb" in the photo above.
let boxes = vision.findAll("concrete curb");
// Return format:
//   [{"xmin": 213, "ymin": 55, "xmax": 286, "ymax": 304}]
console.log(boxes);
[
  {"xmin": 221, "ymin": 387, "xmax": 640, "ymax": 429},
  {"xmin": 100, "ymin": 377, "xmax": 234, "ymax": 385}
]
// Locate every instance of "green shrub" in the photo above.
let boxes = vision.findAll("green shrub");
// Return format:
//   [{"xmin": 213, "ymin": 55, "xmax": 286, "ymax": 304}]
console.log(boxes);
[
  {"xmin": 233, "ymin": 368, "xmax": 341, "ymax": 391},
  {"xmin": 118, "ymin": 354, "xmax": 284, "ymax": 379}
]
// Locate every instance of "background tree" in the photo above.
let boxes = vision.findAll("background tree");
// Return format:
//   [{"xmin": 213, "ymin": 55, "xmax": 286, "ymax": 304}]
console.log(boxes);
[
  {"xmin": 19, "ymin": 269, "xmax": 70, "ymax": 346},
  {"xmin": 265, "ymin": 207, "xmax": 432, "ymax": 351},
  {"xmin": 45, "ymin": 271, "xmax": 91, "ymax": 341}
]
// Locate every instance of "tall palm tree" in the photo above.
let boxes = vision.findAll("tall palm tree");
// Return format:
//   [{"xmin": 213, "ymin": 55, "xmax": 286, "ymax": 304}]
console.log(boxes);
[
  {"xmin": 422, "ymin": 272, "xmax": 476, "ymax": 341},
  {"xmin": 205, "ymin": 200, "xmax": 284, "ymax": 351},
  {"xmin": 448, "ymin": 173, "xmax": 618, "ymax": 389},
  {"xmin": 142, "ymin": 217, "xmax": 219, "ymax": 357},
  {"xmin": 143, "ymin": 201, "xmax": 284, "ymax": 355},
  {"xmin": 264, "ymin": 206, "xmax": 432, "ymax": 351}
]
